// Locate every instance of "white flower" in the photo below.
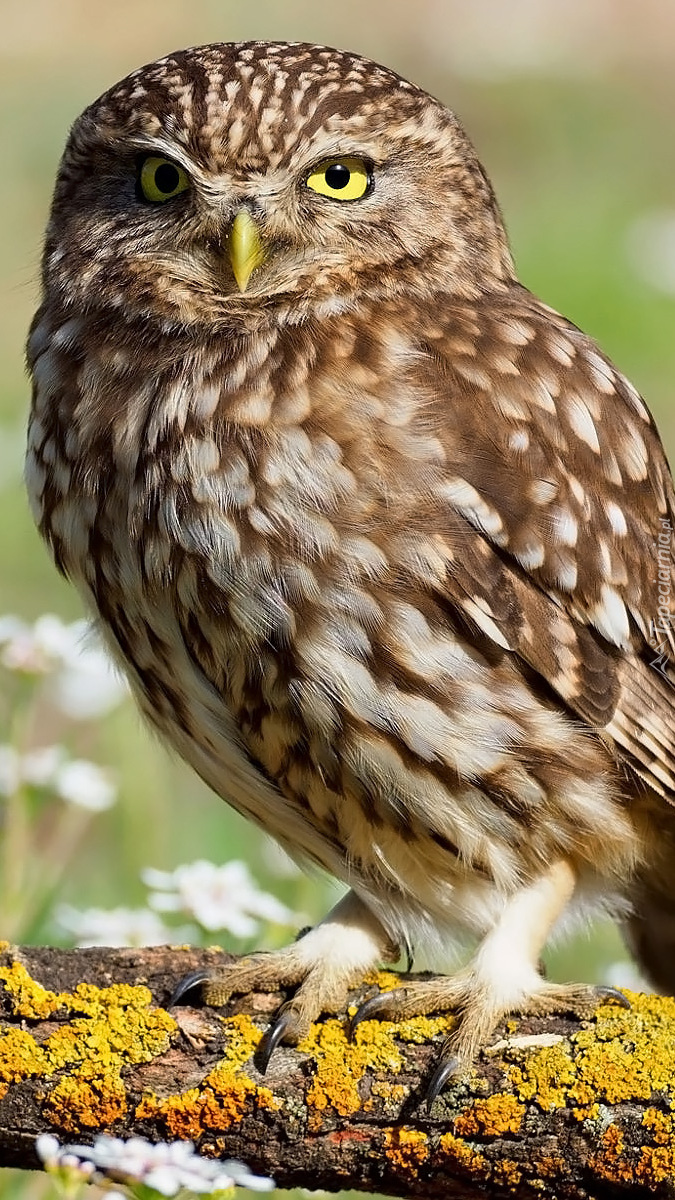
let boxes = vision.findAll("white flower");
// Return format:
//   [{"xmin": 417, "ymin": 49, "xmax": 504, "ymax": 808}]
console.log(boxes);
[
  {"xmin": 36, "ymin": 1134, "xmax": 61, "ymax": 1165},
  {"xmin": 54, "ymin": 759, "xmax": 117, "ymax": 810},
  {"xmin": 0, "ymin": 616, "xmax": 59, "ymax": 673},
  {"xmin": 55, "ymin": 904, "xmax": 176, "ymax": 948},
  {"xmin": 0, "ymin": 745, "xmax": 118, "ymax": 810},
  {"xmin": 0, "ymin": 615, "xmax": 25, "ymax": 644},
  {"xmin": 21, "ymin": 744, "xmax": 65, "ymax": 788},
  {"xmin": 51, "ymin": 624, "xmax": 128, "ymax": 719},
  {"xmin": 36, "ymin": 1133, "xmax": 96, "ymax": 1183},
  {"xmin": 0, "ymin": 745, "xmax": 20, "ymax": 796},
  {"xmin": 143, "ymin": 859, "xmax": 297, "ymax": 937},
  {"xmin": 36, "ymin": 1133, "xmax": 275, "ymax": 1195},
  {"xmin": 0, "ymin": 613, "xmax": 127, "ymax": 715},
  {"xmin": 625, "ymin": 209, "xmax": 675, "ymax": 296}
]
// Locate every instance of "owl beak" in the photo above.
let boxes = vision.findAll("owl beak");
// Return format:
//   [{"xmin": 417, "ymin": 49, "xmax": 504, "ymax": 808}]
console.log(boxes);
[{"xmin": 228, "ymin": 208, "xmax": 266, "ymax": 293}]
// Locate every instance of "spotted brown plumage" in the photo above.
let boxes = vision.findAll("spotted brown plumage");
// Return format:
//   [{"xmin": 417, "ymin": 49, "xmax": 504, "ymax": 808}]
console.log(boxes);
[{"xmin": 26, "ymin": 41, "xmax": 675, "ymax": 1092}]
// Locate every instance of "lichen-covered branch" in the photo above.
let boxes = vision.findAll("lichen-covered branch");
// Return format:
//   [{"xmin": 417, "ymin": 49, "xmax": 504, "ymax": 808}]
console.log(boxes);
[{"xmin": 1, "ymin": 943, "xmax": 674, "ymax": 1198}]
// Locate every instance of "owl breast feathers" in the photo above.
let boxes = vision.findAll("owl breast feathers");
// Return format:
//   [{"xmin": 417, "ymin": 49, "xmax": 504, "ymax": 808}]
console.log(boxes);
[{"xmin": 26, "ymin": 41, "xmax": 675, "ymax": 1090}]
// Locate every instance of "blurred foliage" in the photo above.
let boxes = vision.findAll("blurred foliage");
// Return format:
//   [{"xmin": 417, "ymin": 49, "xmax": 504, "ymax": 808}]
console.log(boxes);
[{"xmin": 0, "ymin": 2, "xmax": 674, "ymax": 1198}]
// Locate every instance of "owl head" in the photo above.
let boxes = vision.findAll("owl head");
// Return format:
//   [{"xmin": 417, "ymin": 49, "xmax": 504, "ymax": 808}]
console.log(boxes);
[{"xmin": 42, "ymin": 42, "xmax": 514, "ymax": 330}]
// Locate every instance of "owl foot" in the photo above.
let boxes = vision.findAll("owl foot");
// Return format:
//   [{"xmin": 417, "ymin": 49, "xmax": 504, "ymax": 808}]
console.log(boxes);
[
  {"xmin": 170, "ymin": 890, "xmax": 396, "ymax": 1070},
  {"xmin": 352, "ymin": 859, "xmax": 630, "ymax": 1102},
  {"xmin": 351, "ymin": 973, "xmax": 630, "ymax": 1103}
]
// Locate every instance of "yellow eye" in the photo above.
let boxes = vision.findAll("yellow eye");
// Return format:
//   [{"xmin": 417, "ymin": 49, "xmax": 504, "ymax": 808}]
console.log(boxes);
[
  {"xmin": 305, "ymin": 157, "xmax": 371, "ymax": 202},
  {"xmin": 139, "ymin": 155, "xmax": 190, "ymax": 203}
]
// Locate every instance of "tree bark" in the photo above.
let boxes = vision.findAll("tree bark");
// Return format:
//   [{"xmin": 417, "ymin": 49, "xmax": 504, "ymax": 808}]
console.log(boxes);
[{"xmin": 1, "ymin": 941, "xmax": 674, "ymax": 1197}]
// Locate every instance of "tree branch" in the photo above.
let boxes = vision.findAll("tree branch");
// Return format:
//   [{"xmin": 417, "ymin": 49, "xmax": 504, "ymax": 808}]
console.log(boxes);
[{"xmin": 1, "ymin": 942, "xmax": 674, "ymax": 1197}]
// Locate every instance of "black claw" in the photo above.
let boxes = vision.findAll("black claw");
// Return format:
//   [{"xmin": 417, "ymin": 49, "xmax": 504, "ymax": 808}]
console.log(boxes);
[
  {"xmin": 425, "ymin": 1055, "xmax": 461, "ymax": 1110},
  {"xmin": 169, "ymin": 969, "xmax": 210, "ymax": 1007},
  {"xmin": 595, "ymin": 985, "xmax": 632, "ymax": 1010},
  {"xmin": 348, "ymin": 992, "xmax": 395, "ymax": 1039},
  {"xmin": 256, "ymin": 1008, "xmax": 294, "ymax": 1074}
]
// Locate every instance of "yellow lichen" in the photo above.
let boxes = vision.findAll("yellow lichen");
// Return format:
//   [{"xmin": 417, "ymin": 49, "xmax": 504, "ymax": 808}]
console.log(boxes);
[
  {"xmin": 0, "ymin": 960, "xmax": 64, "ymax": 1020},
  {"xmin": 383, "ymin": 1127, "xmax": 428, "ymax": 1175},
  {"xmin": 299, "ymin": 1016, "xmax": 403, "ymax": 1118},
  {"xmin": 370, "ymin": 1080, "xmax": 409, "ymax": 1103},
  {"xmin": 509, "ymin": 989, "xmax": 675, "ymax": 1121},
  {"xmin": 0, "ymin": 955, "xmax": 175, "ymax": 1132},
  {"xmin": 214, "ymin": 1013, "xmax": 262, "ymax": 1070},
  {"xmin": 643, "ymin": 1106, "xmax": 673, "ymax": 1145},
  {"xmin": 362, "ymin": 969, "xmax": 401, "ymax": 992},
  {"xmin": 509, "ymin": 1043, "xmax": 576, "ymax": 1111},
  {"xmin": 454, "ymin": 1093, "xmax": 526, "ymax": 1138},
  {"xmin": 396, "ymin": 1013, "xmax": 453, "ymax": 1044},
  {"xmin": 570, "ymin": 991, "xmax": 675, "ymax": 1108}
]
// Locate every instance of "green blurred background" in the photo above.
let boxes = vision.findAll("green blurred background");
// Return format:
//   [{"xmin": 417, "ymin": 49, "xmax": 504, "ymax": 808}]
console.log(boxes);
[{"xmin": 1, "ymin": 0, "xmax": 675, "ymax": 1194}]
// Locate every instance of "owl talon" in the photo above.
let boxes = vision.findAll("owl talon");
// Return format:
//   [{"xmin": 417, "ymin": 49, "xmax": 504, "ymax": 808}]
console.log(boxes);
[
  {"xmin": 594, "ymin": 985, "xmax": 631, "ymax": 1010},
  {"xmin": 169, "ymin": 969, "xmax": 211, "ymax": 1007},
  {"xmin": 425, "ymin": 1054, "xmax": 461, "ymax": 1109},
  {"xmin": 349, "ymin": 989, "xmax": 404, "ymax": 1036},
  {"xmin": 256, "ymin": 1007, "xmax": 297, "ymax": 1073}
]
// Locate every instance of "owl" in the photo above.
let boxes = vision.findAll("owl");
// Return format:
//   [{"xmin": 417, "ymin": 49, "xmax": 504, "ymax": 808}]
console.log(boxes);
[{"xmin": 26, "ymin": 41, "xmax": 675, "ymax": 1100}]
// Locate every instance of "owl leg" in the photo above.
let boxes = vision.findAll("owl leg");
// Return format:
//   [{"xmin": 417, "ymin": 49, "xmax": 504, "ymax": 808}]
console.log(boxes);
[
  {"xmin": 171, "ymin": 889, "xmax": 397, "ymax": 1065},
  {"xmin": 351, "ymin": 859, "xmax": 629, "ymax": 1100}
]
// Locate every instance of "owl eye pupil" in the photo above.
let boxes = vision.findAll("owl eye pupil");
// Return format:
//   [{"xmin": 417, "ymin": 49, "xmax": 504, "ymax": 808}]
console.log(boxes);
[
  {"xmin": 324, "ymin": 163, "xmax": 350, "ymax": 190},
  {"xmin": 154, "ymin": 162, "xmax": 181, "ymax": 194}
]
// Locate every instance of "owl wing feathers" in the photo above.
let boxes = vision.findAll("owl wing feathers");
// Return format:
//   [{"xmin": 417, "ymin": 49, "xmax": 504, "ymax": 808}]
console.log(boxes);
[{"xmin": 428, "ymin": 288, "xmax": 675, "ymax": 799}]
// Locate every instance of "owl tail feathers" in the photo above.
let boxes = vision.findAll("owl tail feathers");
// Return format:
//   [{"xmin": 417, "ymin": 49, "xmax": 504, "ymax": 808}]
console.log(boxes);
[
  {"xmin": 605, "ymin": 656, "xmax": 675, "ymax": 802},
  {"xmin": 623, "ymin": 878, "xmax": 675, "ymax": 994}
]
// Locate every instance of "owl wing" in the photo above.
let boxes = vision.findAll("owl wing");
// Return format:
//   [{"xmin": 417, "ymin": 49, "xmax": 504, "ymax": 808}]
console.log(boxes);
[{"xmin": 426, "ymin": 285, "xmax": 675, "ymax": 798}]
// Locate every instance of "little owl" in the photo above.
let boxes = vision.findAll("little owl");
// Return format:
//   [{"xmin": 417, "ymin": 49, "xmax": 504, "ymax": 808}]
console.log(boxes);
[{"xmin": 26, "ymin": 41, "xmax": 675, "ymax": 1099}]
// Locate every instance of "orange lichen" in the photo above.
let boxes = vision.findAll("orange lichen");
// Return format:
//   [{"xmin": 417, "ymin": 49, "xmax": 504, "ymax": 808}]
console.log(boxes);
[
  {"xmin": 438, "ymin": 1132, "xmax": 489, "ymax": 1180},
  {"xmin": 534, "ymin": 1153, "xmax": 567, "ymax": 1180},
  {"xmin": 383, "ymin": 1127, "xmax": 429, "ymax": 1175},
  {"xmin": 0, "ymin": 954, "xmax": 175, "ymax": 1133},
  {"xmin": 491, "ymin": 1159, "xmax": 523, "ymax": 1189},
  {"xmin": 634, "ymin": 1109, "xmax": 675, "ymax": 1185},
  {"xmin": 589, "ymin": 1125, "xmax": 634, "ymax": 1186},
  {"xmin": 454, "ymin": 1093, "xmax": 526, "ymax": 1138},
  {"xmin": 137, "ymin": 1074, "xmax": 276, "ymax": 1138},
  {"xmin": 636, "ymin": 1144, "xmax": 675, "ymax": 1185},
  {"xmin": 43, "ymin": 1067, "xmax": 128, "ymax": 1133},
  {"xmin": 135, "ymin": 1013, "xmax": 277, "ymax": 1137}
]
